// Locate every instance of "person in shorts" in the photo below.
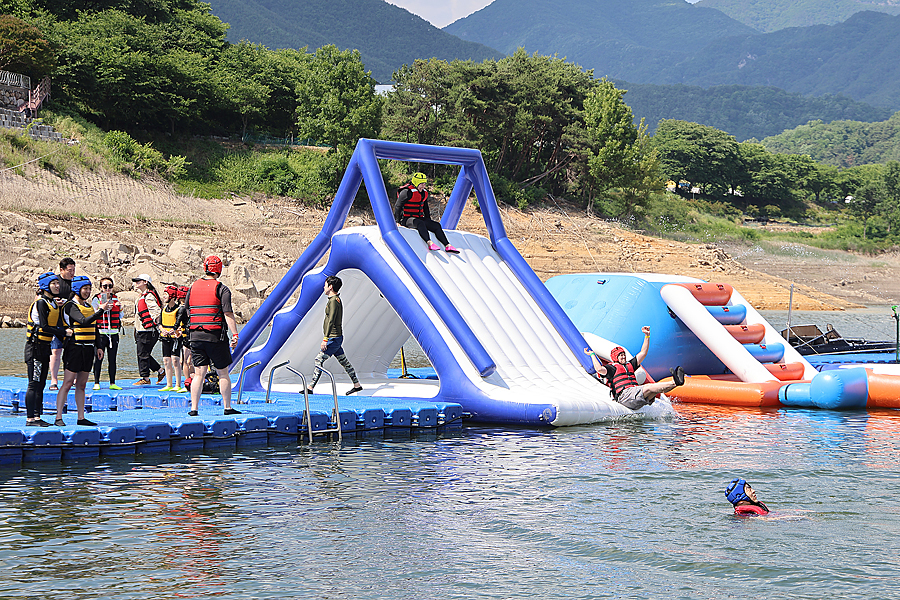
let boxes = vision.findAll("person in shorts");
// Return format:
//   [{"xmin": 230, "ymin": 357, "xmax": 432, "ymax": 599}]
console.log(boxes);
[
  {"xmin": 585, "ymin": 326, "xmax": 685, "ymax": 410},
  {"xmin": 159, "ymin": 284, "xmax": 186, "ymax": 392},
  {"xmin": 54, "ymin": 276, "xmax": 110, "ymax": 427},
  {"xmin": 185, "ymin": 255, "xmax": 240, "ymax": 417},
  {"xmin": 49, "ymin": 257, "xmax": 76, "ymax": 391}
]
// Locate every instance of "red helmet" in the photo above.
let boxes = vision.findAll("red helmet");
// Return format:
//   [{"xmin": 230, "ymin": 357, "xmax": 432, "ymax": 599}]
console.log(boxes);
[
  {"xmin": 610, "ymin": 346, "xmax": 627, "ymax": 363},
  {"xmin": 177, "ymin": 285, "xmax": 188, "ymax": 300},
  {"xmin": 203, "ymin": 255, "xmax": 223, "ymax": 275},
  {"xmin": 165, "ymin": 284, "xmax": 179, "ymax": 298}
]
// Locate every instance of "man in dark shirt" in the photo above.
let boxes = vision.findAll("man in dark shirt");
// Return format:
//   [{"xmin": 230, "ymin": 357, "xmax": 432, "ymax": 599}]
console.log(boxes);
[
  {"xmin": 305, "ymin": 275, "xmax": 363, "ymax": 396},
  {"xmin": 585, "ymin": 326, "xmax": 685, "ymax": 410},
  {"xmin": 49, "ymin": 257, "xmax": 76, "ymax": 390},
  {"xmin": 185, "ymin": 255, "xmax": 241, "ymax": 416}
]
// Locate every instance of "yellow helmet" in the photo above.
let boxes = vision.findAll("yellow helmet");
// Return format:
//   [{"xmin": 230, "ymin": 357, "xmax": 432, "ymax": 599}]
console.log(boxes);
[{"xmin": 411, "ymin": 172, "xmax": 427, "ymax": 187}]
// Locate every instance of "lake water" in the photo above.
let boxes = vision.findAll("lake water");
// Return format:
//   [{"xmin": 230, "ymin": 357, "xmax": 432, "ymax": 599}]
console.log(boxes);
[
  {"xmin": 1, "ymin": 406, "xmax": 899, "ymax": 599},
  {"xmin": 2, "ymin": 310, "xmax": 899, "ymax": 598}
]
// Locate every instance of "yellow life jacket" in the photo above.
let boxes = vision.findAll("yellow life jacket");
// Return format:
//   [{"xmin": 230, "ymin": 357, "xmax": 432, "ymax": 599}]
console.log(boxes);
[
  {"xmin": 69, "ymin": 300, "xmax": 96, "ymax": 344},
  {"xmin": 25, "ymin": 297, "xmax": 61, "ymax": 343},
  {"xmin": 160, "ymin": 303, "xmax": 179, "ymax": 333}
]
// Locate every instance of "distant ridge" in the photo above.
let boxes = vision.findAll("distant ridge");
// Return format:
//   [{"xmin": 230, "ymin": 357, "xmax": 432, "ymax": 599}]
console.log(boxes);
[
  {"xmin": 443, "ymin": 0, "xmax": 757, "ymax": 81},
  {"xmin": 207, "ymin": 0, "xmax": 503, "ymax": 83},
  {"xmin": 696, "ymin": 0, "xmax": 900, "ymax": 33}
]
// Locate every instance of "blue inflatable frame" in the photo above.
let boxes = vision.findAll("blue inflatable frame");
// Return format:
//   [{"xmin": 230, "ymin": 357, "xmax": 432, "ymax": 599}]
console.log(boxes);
[{"xmin": 231, "ymin": 139, "xmax": 596, "ymax": 410}]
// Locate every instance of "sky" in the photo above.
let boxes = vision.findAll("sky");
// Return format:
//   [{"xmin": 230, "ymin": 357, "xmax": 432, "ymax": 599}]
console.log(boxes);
[{"xmin": 386, "ymin": 0, "xmax": 700, "ymax": 28}]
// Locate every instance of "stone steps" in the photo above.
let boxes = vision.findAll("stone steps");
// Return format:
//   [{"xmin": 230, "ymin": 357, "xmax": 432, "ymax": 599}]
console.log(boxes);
[{"xmin": 0, "ymin": 107, "xmax": 64, "ymax": 143}]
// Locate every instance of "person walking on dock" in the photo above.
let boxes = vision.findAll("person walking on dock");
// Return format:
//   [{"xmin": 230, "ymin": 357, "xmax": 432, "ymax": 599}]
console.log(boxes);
[
  {"xmin": 306, "ymin": 275, "xmax": 363, "ymax": 396},
  {"xmin": 585, "ymin": 326, "xmax": 685, "ymax": 410},
  {"xmin": 185, "ymin": 255, "xmax": 241, "ymax": 416},
  {"xmin": 392, "ymin": 172, "xmax": 460, "ymax": 254}
]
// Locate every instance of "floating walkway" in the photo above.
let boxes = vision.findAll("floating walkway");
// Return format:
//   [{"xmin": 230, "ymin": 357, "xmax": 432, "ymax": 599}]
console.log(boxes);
[{"xmin": 0, "ymin": 375, "xmax": 463, "ymax": 466}]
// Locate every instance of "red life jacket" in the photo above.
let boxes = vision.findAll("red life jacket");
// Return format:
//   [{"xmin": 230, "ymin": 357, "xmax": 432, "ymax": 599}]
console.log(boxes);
[
  {"xmin": 95, "ymin": 293, "xmax": 121, "ymax": 332},
  {"xmin": 611, "ymin": 361, "xmax": 639, "ymax": 396},
  {"xmin": 398, "ymin": 184, "xmax": 427, "ymax": 219},
  {"xmin": 188, "ymin": 278, "xmax": 224, "ymax": 332},
  {"xmin": 136, "ymin": 290, "xmax": 158, "ymax": 330},
  {"xmin": 734, "ymin": 503, "xmax": 769, "ymax": 515}
]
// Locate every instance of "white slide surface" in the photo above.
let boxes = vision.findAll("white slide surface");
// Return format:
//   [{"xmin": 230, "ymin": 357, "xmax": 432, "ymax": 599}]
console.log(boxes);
[{"xmin": 257, "ymin": 227, "xmax": 673, "ymax": 424}]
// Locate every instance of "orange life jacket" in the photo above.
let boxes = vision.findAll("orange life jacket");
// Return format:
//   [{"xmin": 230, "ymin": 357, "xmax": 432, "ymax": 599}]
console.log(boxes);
[
  {"xmin": 136, "ymin": 291, "xmax": 158, "ymax": 330},
  {"xmin": 611, "ymin": 362, "xmax": 639, "ymax": 396},
  {"xmin": 398, "ymin": 184, "xmax": 427, "ymax": 219},
  {"xmin": 188, "ymin": 278, "xmax": 224, "ymax": 332}
]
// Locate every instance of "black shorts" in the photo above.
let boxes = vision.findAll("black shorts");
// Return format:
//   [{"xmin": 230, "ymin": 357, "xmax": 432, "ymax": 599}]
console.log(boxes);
[
  {"xmin": 160, "ymin": 337, "xmax": 183, "ymax": 358},
  {"xmin": 190, "ymin": 339, "xmax": 232, "ymax": 370},
  {"xmin": 63, "ymin": 343, "xmax": 95, "ymax": 373}
]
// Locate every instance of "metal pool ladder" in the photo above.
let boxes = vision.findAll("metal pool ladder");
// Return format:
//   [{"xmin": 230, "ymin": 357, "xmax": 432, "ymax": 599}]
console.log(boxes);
[{"xmin": 266, "ymin": 361, "xmax": 342, "ymax": 443}]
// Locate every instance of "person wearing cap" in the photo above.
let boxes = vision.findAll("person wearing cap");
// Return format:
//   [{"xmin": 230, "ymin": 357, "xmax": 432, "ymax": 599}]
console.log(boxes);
[
  {"xmin": 158, "ymin": 284, "xmax": 186, "ymax": 392},
  {"xmin": 584, "ymin": 325, "xmax": 685, "ymax": 410},
  {"xmin": 132, "ymin": 273, "xmax": 165, "ymax": 386},
  {"xmin": 23, "ymin": 272, "xmax": 69, "ymax": 426},
  {"xmin": 91, "ymin": 277, "xmax": 124, "ymax": 391},
  {"xmin": 48, "ymin": 257, "xmax": 76, "ymax": 391},
  {"xmin": 54, "ymin": 275, "xmax": 112, "ymax": 427},
  {"xmin": 392, "ymin": 172, "xmax": 460, "ymax": 254},
  {"xmin": 725, "ymin": 478, "xmax": 770, "ymax": 515},
  {"xmin": 185, "ymin": 255, "xmax": 241, "ymax": 417}
]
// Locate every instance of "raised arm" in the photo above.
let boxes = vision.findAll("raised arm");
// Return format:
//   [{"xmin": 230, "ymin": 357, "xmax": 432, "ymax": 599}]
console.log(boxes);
[{"xmin": 635, "ymin": 325, "xmax": 651, "ymax": 366}]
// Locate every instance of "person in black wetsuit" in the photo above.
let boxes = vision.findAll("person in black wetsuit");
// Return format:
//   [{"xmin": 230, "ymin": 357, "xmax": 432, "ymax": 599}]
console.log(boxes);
[{"xmin": 392, "ymin": 172, "xmax": 460, "ymax": 254}]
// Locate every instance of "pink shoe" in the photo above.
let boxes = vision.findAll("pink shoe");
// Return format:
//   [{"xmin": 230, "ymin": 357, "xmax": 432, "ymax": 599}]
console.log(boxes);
[
  {"xmin": 427, "ymin": 242, "xmax": 441, "ymax": 251},
  {"xmin": 444, "ymin": 244, "xmax": 460, "ymax": 254}
]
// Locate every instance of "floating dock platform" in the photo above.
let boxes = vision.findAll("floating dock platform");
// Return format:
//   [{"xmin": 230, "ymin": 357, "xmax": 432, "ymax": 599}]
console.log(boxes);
[{"xmin": 0, "ymin": 374, "xmax": 463, "ymax": 466}]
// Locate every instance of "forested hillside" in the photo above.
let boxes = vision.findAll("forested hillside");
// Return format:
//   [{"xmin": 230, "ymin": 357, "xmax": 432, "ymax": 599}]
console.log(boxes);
[
  {"xmin": 761, "ymin": 113, "xmax": 900, "ymax": 167},
  {"xmin": 206, "ymin": 0, "xmax": 502, "ymax": 83},
  {"xmin": 443, "ymin": 0, "xmax": 756, "ymax": 81},
  {"xmin": 619, "ymin": 83, "xmax": 892, "ymax": 141},
  {"xmin": 672, "ymin": 11, "xmax": 900, "ymax": 110},
  {"xmin": 696, "ymin": 0, "xmax": 900, "ymax": 32}
]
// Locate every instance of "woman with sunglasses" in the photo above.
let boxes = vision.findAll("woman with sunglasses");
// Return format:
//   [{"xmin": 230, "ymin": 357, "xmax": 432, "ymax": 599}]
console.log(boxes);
[{"xmin": 92, "ymin": 277, "xmax": 123, "ymax": 391}]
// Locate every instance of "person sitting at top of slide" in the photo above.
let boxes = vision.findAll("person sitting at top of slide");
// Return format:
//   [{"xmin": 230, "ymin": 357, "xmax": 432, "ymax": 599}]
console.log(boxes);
[
  {"xmin": 725, "ymin": 478, "xmax": 770, "ymax": 515},
  {"xmin": 392, "ymin": 172, "xmax": 460, "ymax": 254},
  {"xmin": 584, "ymin": 325, "xmax": 685, "ymax": 410}
]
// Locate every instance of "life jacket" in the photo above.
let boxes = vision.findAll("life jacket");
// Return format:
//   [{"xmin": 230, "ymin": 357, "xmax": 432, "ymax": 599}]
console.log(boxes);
[
  {"xmin": 160, "ymin": 303, "xmax": 180, "ymax": 334},
  {"xmin": 734, "ymin": 502, "xmax": 769, "ymax": 516},
  {"xmin": 136, "ymin": 290, "xmax": 158, "ymax": 330},
  {"xmin": 611, "ymin": 361, "xmax": 639, "ymax": 396},
  {"xmin": 68, "ymin": 300, "xmax": 97, "ymax": 344},
  {"xmin": 188, "ymin": 278, "xmax": 224, "ymax": 333},
  {"xmin": 95, "ymin": 294, "xmax": 121, "ymax": 333},
  {"xmin": 25, "ymin": 297, "xmax": 62, "ymax": 343},
  {"xmin": 398, "ymin": 184, "xmax": 427, "ymax": 219}
]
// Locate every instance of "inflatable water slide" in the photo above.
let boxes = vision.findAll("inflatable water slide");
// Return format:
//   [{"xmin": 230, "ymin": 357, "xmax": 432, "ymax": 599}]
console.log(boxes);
[
  {"xmin": 547, "ymin": 273, "xmax": 900, "ymax": 410},
  {"xmin": 231, "ymin": 140, "xmax": 673, "ymax": 425}
]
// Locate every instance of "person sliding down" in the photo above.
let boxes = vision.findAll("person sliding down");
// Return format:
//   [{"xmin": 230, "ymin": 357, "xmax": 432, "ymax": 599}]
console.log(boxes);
[
  {"xmin": 725, "ymin": 478, "xmax": 770, "ymax": 515},
  {"xmin": 584, "ymin": 325, "xmax": 685, "ymax": 410},
  {"xmin": 392, "ymin": 172, "xmax": 460, "ymax": 254}
]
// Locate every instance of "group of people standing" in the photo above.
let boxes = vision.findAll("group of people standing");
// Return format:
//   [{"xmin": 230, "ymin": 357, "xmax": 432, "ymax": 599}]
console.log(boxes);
[{"xmin": 24, "ymin": 254, "xmax": 242, "ymax": 426}]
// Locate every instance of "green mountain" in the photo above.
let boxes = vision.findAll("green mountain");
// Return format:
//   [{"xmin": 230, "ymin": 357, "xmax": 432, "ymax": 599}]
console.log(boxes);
[
  {"xmin": 206, "ymin": 0, "xmax": 503, "ymax": 83},
  {"xmin": 443, "ymin": 0, "xmax": 757, "ymax": 81},
  {"xmin": 761, "ymin": 112, "xmax": 900, "ymax": 167},
  {"xmin": 617, "ymin": 82, "xmax": 892, "ymax": 141},
  {"xmin": 672, "ymin": 11, "xmax": 900, "ymax": 110},
  {"xmin": 695, "ymin": 0, "xmax": 900, "ymax": 33}
]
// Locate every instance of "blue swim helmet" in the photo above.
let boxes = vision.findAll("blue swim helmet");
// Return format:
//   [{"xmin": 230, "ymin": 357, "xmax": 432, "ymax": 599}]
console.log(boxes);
[
  {"xmin": 725, "ymin": 478, "xmax": 750, "ymax": 505},
  {"xmin": 71, "ymin": 275, "xmax": 92, "ymax": 296},
  {"xmin": 38, "ymin": 271, "xmax": 58, "ymax": 292}
]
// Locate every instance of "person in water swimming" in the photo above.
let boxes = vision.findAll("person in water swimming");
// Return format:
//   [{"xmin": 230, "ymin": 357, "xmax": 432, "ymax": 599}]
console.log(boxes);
[
  {"xmin": 584, "ymin": 325, "xmax": 685, "ymax": 410},
  {"xmin": 725, "ymin": 478, "xmax": 769, "ymax": 515}
]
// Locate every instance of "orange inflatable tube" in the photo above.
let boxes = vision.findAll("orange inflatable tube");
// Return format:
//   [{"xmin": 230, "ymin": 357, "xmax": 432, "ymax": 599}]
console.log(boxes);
[
  {"xmin": 866, "ymin": 370, "xmax": 900, "ymax": 409},
  {"xmin": 724, "ymin": 323, "xmax": 766, "ymax": 344},
  {"xmin": 667, "ymin": 376, "xmax": 784, "ymax": 407},
  {"xmin": 676, "ymin": 282, "xmax": 734, "ymax": 306},
  {"xmin": 764, "ymin": 362, "xmax": 807, "ymax": 381}
]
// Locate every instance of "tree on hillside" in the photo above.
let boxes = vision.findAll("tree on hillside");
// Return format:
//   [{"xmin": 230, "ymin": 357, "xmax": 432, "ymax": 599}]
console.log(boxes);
[
  {"xmin": 653, "ymin": 120, "xmax": 740, "ymax": 195},
  {"xmin": 216, "ymin": 42, "xmax": 272, "ymax": 140},
  {"xmin": 0, "ymin": 14, "xmax": 54, "ymax": 79},
  {"xmin": 583, "ymin": 79, "xmax": 661, "ymax": 217},
  {"xmin": 850, "ymin": 182, "xmax": 884, "ymax": 240},
  {"xmin": 383, "ymin": 59, "xmax": 452, "ymax": 147},
  {"xmin": 294, "ymin": 45, "xmax": 381, "ymax": 159}
]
